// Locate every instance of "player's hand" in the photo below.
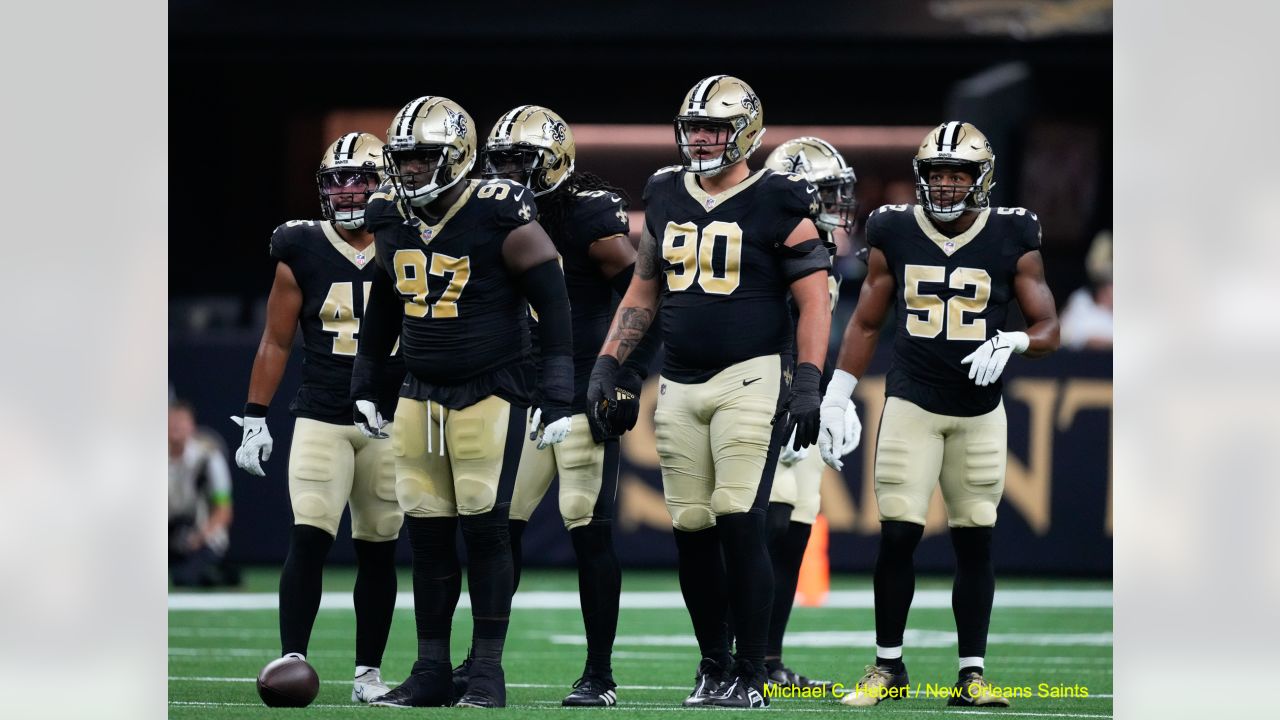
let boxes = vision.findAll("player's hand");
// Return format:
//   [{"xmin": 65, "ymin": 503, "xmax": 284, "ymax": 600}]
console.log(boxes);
[
  {"xmin": 353, "ymin": 399, "xmax": 388, "ymax": 439},
  {"xmin": 779, "ymin": 427, "xmax": 809, "ymax": 466},
  {"xmin": 230, "ymin": 415, "xmax": 273, "ymax": 476},
  {"xmin": 838, "ymin": 398, "xmax": 862, "ymax": 457},
  {"xmin": 781, "ymin": 362, "xmax": 823, "ymax": 451},
  {"xmin": 960, "ymin": 330, "xmax": 1030, "ymax": 387},
  {"xmin": 818, "ymin": 369, "xmax": 858, "ymax": 471},
  {"xmin": 587, "ymin": 356, "xmax": 641, "ymax": 443},
  {"xmin": 529, "ymin": 407, "xmax": 572, "ymax": 449}
]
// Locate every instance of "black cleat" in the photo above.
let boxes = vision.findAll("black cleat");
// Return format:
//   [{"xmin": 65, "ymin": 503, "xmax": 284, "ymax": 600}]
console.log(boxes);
[
  {"xmin": 682, "ymin": 657, "xmax": 731, "ymax": 707},
  {"xmin": 369, "ymin": 660, "xmax": 456, "ymax": 708},
  {"xmin": 455, "ymin": 658, "xmax": 506, "ymax": 708},
  {"xmin": 452, "ymin": 650, "xmax": 474, "ymax": 702},
  {"xmin": 562, "ymin": 673, "xmax": 618, "ymax": 707},
  {"xmin": 766, "ymin": 663, "xmax": 834, "ymax": 691},
  {"xmin": 946, "ymin": 670, "xmax": 1012, "ymax": 707},
  {"xmin": 706, "ymin": 658, "xmax": 769, "ymax": 708}
]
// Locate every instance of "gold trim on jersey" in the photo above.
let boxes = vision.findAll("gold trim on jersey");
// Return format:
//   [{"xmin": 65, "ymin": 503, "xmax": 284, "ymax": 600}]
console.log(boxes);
[
  {"xmin": 320, "ymin": 222, "xmax": 376, "ymax": 269},
  {"xmin": 410, "ymin": 180, "xmax": 477, "ymax": 247},
  {"xmin": 913, "ymin": 205, "xmax": 991, "ymax": 256},
  {"xmin": 682, "ymin": 168, "xmax": 768, "ymax": 212}
]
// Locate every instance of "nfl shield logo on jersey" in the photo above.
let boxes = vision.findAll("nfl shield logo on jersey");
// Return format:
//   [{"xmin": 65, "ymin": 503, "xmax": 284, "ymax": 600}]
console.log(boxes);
[
  {"xmin": 421, "ymin": 227, "xmax": 434, "ymax": 242},
  {"xmin": 705, "ymin": 197, "xmax": 716, "ymax": 209}
]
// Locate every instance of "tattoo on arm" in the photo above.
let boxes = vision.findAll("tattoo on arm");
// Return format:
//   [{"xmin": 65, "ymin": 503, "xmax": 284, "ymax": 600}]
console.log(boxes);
[
  {"xmin": 608, "ymin": 306, "xmax": 655, "ymax": 361},
  {"xmin": 636, "ymin": 227, "xmax": 660, "ymax": 280}
]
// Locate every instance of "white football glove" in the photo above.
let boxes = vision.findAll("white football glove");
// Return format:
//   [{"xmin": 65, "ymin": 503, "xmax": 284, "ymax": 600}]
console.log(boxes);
[
  {"xmin": 839, "ymin": 398, "xmax": 863, "ymax": 457},
  {"xmin": 355, "ymin": 399, "xmax": 388, "ymax": 439},
  {"xmin": 230, "ymin": 415, "xmax": 273, "ymax": 476},
  {"xmin": 818, "ymin": 369, "xmax": 858, "ymax": 471},
  {"xmin": 528, "ymin": 408, "xmax": 573, "ymax": 450},
  {"xmin": 778, "ymin": 427, "xmax": 809, "ymax": 466},
  {"xmin": 960, "ymin": 330, "xmax": 1030, "ymax": 387}
]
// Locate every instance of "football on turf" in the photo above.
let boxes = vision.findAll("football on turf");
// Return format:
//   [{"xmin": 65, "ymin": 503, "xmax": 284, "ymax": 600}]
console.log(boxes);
[{"xmin": 256, "ymin": 656, "xmax": 320, "ymax": 707}]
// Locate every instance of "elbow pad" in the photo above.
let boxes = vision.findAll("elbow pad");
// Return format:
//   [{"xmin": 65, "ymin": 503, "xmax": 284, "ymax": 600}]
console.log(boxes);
[{"xmin": 775, "ymin": 238, "xmax": 831, "ymax": 283}]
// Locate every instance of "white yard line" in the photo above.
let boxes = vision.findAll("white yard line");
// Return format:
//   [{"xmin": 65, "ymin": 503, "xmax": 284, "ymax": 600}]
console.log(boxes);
[
  {"xmin": 168, "ymin": 699, "xmax": 1112, "ymax": 717},
  {"xmin": 169, "ymin": 588, "xmax": 1112, "ymax": 611}
]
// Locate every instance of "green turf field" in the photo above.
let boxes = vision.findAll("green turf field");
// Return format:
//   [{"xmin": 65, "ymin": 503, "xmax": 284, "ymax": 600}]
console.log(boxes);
[{"xmin": 169, "ymin": 568, "xmax": 1112, "ymax": 718}]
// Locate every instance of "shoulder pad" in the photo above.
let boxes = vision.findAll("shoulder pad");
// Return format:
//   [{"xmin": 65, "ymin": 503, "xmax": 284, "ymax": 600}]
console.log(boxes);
[
  {"xmin": 269, "ymin": 219, "xmax": 319, "ymax": 260},
  {"xmin": 475, "ymin": 179, "xmax": 536, "ymax": 228},
  {"xmin": 643, "ymin": 166, "xmax": 683, "ymax": 202}
]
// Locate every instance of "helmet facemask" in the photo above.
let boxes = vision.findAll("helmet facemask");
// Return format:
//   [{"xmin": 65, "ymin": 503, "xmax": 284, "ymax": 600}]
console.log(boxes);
[
  {"xmin": 675, "ymin": 117, "xmax": 747, "ymax": 177},
  {"xmin": 384, "ymin": 144, "xmax": 468, "ymax": 208},
  {"xmin": 317, "ymin": 167, "xmax": 381, "ymax": 230},
  {"xmin": 479, "ymin": 145, "xmax": 569, "ymax": 196},
  {"xmin": 815, "ymin": 174, "xmax": 857, "ymax": 233},
  {"xmin": 913, "ymin": 158, "xmax": 992, "ymax": 222}
]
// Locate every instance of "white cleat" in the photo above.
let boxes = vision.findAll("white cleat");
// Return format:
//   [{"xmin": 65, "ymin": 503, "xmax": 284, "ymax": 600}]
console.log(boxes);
[{"xmin": 353, "ymin": 667, "xmax": 392, "ymax": 703}]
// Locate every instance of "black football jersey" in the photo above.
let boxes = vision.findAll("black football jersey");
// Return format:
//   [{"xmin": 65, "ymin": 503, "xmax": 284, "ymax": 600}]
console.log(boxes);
[
  {"xmin": 529, "ymin": 189, "xmax": 632, "ymax": 411},
  {"xmin": 363, "ymin": 179, "xmax": 537, "ymax": 409},
  {"xmin": 268, "ymin": 220, "xmax": 404, "ymax": 424},
  {"xmin": 867, "ymin": 204, "xmax": 1042, "ymax": 416},
  {"xmin": 643, "ymin": 167, "xmax": 821, "ymax": 383}
]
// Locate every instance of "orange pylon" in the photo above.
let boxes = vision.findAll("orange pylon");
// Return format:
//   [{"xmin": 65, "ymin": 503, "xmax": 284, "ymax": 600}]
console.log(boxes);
[{"xmin": 796, "ymin": 514, "xmax": 830, "ymax": 607}]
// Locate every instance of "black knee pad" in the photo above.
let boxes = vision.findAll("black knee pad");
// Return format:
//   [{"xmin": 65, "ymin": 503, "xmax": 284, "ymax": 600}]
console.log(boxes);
[
  {"xmin": 879, "ymin": 520, "xmax": 924, "ymax": 558},
  {"xmin": 766, "ymin": 503, "xmax": 794, "ymax": 548},
  {"xmin": 950, "ymin": 526, "xmax": 994, "ymax": 570},
  {"xmin": 460, "ymin": 509, "xmax": 510, "ymax": 548}
]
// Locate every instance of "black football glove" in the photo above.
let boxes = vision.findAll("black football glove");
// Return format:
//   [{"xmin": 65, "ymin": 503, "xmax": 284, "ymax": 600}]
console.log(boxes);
[
  {"xmin": 782, "ymin": 362, "xmax": 823, "ymax": 451},
  {"xmin": 587, "ymin": 355, "xmax": 642, "ymax": 443}
]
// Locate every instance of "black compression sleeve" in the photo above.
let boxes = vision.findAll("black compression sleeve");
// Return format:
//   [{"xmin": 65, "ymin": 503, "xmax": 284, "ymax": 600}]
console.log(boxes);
[
  {"xmin": 351, "ymin": 266, "xmax": 399, "ymax": 400},
  {"xmin": 358, "ymin": 265, "xmax": 400, "ymax": 361},
  {"xmin": 516, "ymin": 260, "xmax": 571, "ymax": 358},
  {"xmin": 516, "ymin": 260, "xmax": 574, "ymax": 416}
]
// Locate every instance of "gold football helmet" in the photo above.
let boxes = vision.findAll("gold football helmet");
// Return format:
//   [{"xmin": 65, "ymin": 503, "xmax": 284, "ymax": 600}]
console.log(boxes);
[
  {"xmin": 764, "ymin": 136, "xmax": 857, "ymax": 233},
  {"xmin": 383, "ymin": 96, "xmax": 476, "ymax": 208},
  {"xmin": 674, "ymin": 74, "xmax": 765, "ymax": 176},
  {"xmin": 913, "ymin": 121, "xmax": 996, "ymax": 222},
  {"xmin": 481, "ymin": 105, "xmax": 576, "ymax": 196},
  {"xmin": 317, "ymin": 132, "xmax": 385, "ymax": 230}
]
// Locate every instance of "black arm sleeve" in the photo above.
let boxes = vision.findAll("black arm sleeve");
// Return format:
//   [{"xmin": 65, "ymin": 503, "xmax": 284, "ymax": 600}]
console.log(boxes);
[
  {"xmin": 351, "ymin": 266, "xmax": 399, "ymax": 400},
  {"xmin": 776, "ymin": 238, "xmax": 832, "ymax": 283},
  {"xmin": 515, "ymin": 259, "xmax": 574, "ymax": 415},
  {"xmin": 608, "ymin": 265, "xmax": 662, "ymax": 384}
]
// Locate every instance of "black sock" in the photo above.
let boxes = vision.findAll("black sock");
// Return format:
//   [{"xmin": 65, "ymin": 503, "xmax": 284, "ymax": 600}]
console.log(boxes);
[
  {"xmin": 874, "ymin": 521, "xmax": 924, "ymax": 662},
  {"xmin": 570, "ymin": 521, "xmax": 620, "ymax": 676},
  {"xmin": 673, "ymin": 527, "xmax": 732, "ymax": 668},
  {"xmin": 717, "ymin": 511, "xmax": 773, "ymax": 673},
  {"xmin": 353, "ymin": 538, "xmax": 398, "ymax": 669},
  {"xmin": 509, "ymin": 519, "xmax": 527, "ymax": 594},
  {"xmin": 406, "ymin": 515, "xmax": 461, "ymax": 664},
  {"xmin": 951, "ymin": 526, "xmax": 995, "ymax": 662},
  {"xmin": 278, "ymin": 524, "xmax": 335, "ymax": 657},
  {"xmin": 766, "ymin": 517, "xmax": 811, "ymax": 662},
  {"xmin": 876, "ymin": 655, "xmax": 907, "ymax": 673},
  {"xmin": 460, "ymin": 510, "xmax": 513, "ymax": 662}
]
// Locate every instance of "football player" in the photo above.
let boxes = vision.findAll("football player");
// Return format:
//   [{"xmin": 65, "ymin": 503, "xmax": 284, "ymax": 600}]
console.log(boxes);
[
  {"xmin": 589, "ymin": 75, "xmax": 833, "ymax": 709},
  {"xmin": 232, "ymin": 132, "xmax": 405, "ymax": 703},
  {"xmin": 479, "ymin": 105, "xmax": 660, "ymax": 707},
  {"xmin": 816, "ymin": 122, "xmax": 1060, "ymax": 707},
  {"xmin": 759, "ymin": 136, "xmax": 862, "ymax": 691},
  {"xmin": 351, "ymin": 96, "xmax": 576, "ymax": 709}
]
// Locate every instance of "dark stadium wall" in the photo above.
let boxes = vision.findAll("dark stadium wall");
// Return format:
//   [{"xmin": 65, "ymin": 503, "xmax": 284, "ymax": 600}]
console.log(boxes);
[{"xmin": 171, "ymin": 338, "xmax": 1112, "ymax": 576}]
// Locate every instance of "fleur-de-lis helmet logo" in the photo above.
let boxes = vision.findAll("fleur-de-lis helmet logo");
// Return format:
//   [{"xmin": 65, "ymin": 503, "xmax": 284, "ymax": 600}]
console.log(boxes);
[
  {"xmin": 786, "ymin": 149, "xmax": 812, "ymax": 175},
  {"xmin": 445, "ymin": 107, "xmax": 468, "ymax": 138},
  {"xmin": 542, "ymin": 113, "xmax": 567, "ymax": 144}
]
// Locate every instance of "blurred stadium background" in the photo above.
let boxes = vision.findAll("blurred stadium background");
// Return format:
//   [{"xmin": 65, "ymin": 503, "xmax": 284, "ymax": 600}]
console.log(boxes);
[{"xmin": 170, "ymin": 0, "xmax": 1111, "ymax": 578}]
